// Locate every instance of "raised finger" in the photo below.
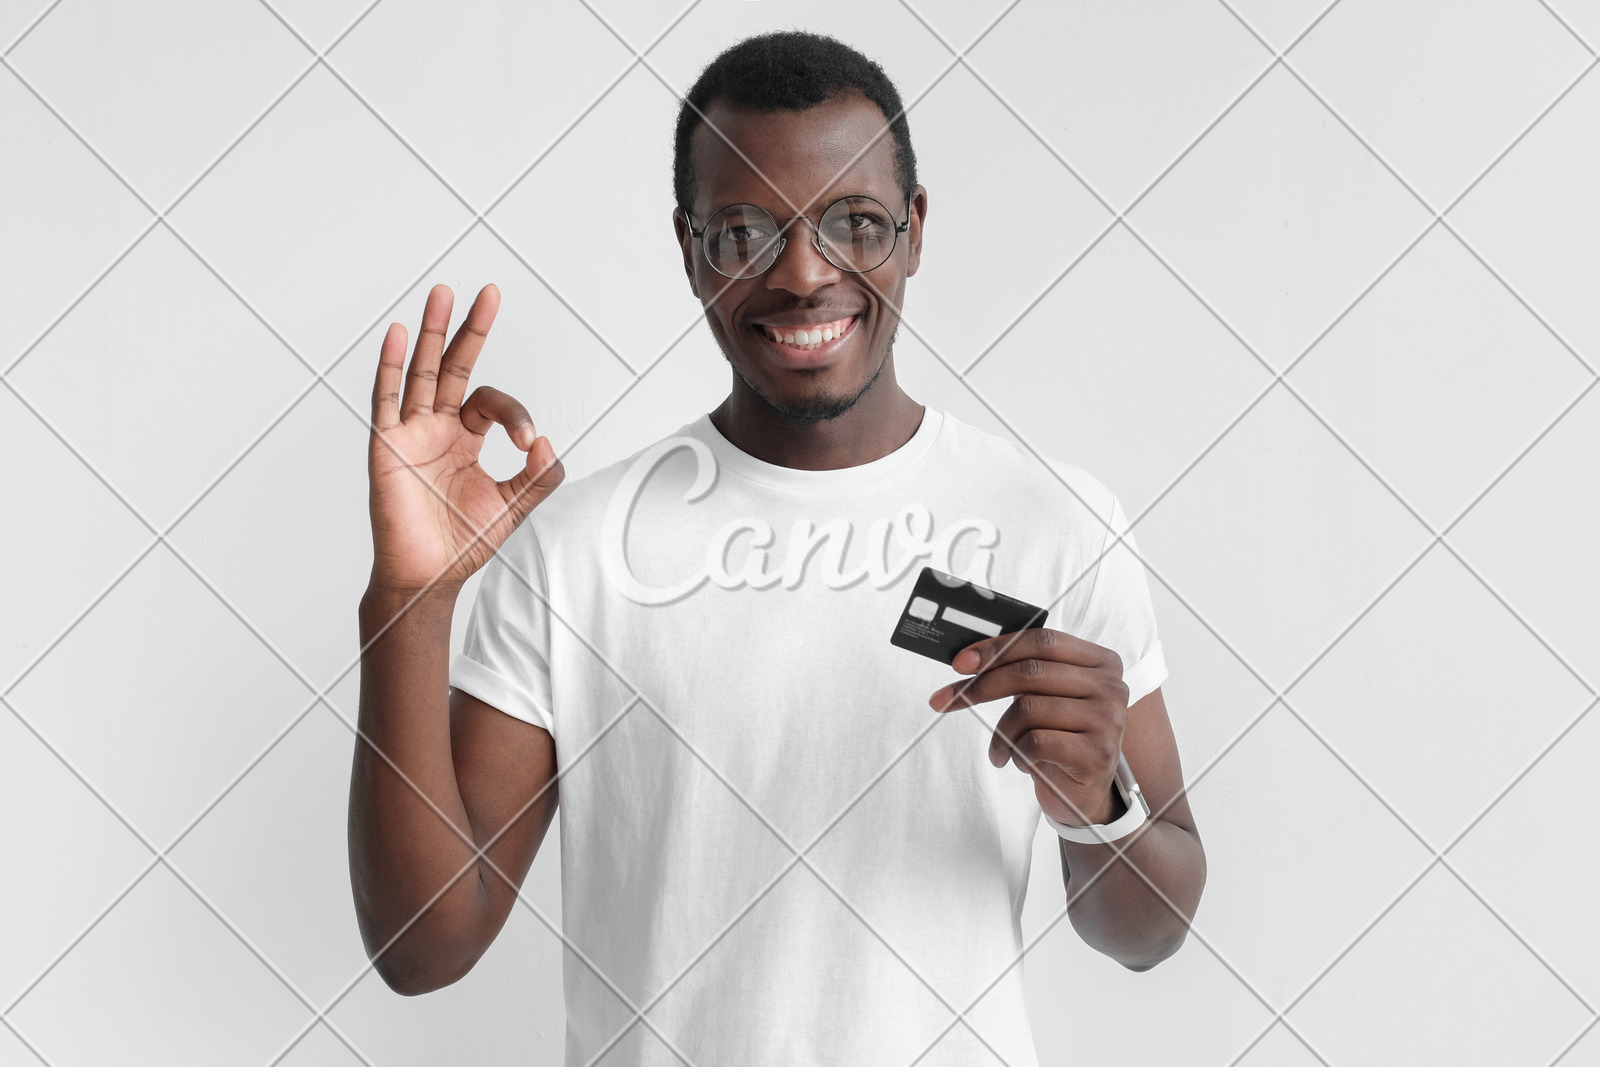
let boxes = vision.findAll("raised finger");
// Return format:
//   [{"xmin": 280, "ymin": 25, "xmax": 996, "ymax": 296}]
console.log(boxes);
[
  {"xmin": 459, "ymin": 385, "xmax": 539, "ymax": 451},
  {"xmin": 929, "ymin": 656, "xmax": 1100, "ymax": 712},
  {"xmin": 372, "ymin": 322, "xmax": 407, "ymax": 431},
  {"xmin": 434, "ymin": 283, "xmax": 500, "ymax": 414},
  {"xmin": 951, "ymin": 626, "xmax": 1117, "ymax": 677},
  {"xmin": 399, "ymin": 284, "xmax": 454, "ymax": 420}
]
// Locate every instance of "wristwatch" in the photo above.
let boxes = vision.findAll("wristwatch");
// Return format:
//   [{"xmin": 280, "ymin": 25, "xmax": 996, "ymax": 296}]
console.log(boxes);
[{"xmin": 1042, "ymin": 752, "xmax": 1151, "ymax": 845}]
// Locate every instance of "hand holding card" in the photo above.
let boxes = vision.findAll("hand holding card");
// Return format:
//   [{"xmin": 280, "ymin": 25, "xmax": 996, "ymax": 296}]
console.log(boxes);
[{"xmin": 891, "ymin": 566, "xmax": 1135, "ymax": 830}]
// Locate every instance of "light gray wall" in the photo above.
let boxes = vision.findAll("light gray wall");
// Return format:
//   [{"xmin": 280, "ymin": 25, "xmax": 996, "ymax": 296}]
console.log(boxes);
[{"xmin": 3, "ymin": 1, "xmax": 1598, "ymax": 1064}]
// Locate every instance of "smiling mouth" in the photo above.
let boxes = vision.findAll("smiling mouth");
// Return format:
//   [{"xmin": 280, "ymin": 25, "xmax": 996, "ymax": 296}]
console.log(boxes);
[{"xmin": 755, "ymin": 315, "xmax": 857, "ymax": 352}]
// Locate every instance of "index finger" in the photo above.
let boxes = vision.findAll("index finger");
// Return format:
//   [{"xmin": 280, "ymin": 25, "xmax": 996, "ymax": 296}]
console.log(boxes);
[
  {"xmin": 952, "ymin": 627, "xmax": 1117, "ymax": 677},
  {"xmin": 399, "ymin": 283, "xmax": 453, "ymax": 420}
]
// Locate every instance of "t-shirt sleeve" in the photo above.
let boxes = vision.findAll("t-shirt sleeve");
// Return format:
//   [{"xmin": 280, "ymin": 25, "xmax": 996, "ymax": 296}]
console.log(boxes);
[
  {"xmin": 1074, "ymin": 490, "xmax": 1168, "ymax": 707},
  {"xmin": 448, "ymin": 524, "xmax": 556, "ymax": 735}
]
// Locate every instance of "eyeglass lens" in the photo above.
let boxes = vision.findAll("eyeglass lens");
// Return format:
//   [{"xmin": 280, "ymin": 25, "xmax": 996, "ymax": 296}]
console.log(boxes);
[{"xmin": 703, "ymin": 197, "xmax": 900, "ymax": 278}]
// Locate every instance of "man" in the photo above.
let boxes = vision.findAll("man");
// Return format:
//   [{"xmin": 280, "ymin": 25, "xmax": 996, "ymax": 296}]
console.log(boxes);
[{"xmin": 350, "ymin": 30, "xmax": 1205, "ymax": 1066}]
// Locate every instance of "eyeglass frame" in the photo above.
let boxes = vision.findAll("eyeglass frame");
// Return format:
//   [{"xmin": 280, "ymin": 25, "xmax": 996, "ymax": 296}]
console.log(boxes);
[{"xmin": 678, "ymin": 192, "xmax": 914, "ymax": 279}]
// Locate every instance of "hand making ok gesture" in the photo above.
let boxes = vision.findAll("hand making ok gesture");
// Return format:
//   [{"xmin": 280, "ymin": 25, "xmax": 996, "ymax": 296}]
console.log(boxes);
[{"xmin": 366, "ymin": 283, "xmax": 565, "ymax": 596}]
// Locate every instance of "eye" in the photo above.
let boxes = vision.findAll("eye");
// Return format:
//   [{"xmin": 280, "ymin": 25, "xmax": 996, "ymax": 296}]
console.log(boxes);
[{"xmin": 829, "ymin": 212, "xmax": 890, "ymax": 242}]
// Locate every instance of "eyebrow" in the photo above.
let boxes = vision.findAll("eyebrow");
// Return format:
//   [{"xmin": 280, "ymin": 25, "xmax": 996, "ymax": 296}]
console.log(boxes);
[{"xmin": 714, "ymin": 191, "xmax": 903, "ymax": 217}]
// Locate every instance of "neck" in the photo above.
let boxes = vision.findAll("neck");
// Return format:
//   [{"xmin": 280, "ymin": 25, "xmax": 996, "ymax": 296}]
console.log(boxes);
[{"xmin": 709, "ymin": 378, "xmax": 925, "ymax": 472}]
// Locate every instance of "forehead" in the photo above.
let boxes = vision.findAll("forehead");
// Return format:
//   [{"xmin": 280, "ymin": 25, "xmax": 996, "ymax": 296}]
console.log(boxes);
[{"xmin": 689, "ymin": 91, "xmax": 900, "ymax": 214}]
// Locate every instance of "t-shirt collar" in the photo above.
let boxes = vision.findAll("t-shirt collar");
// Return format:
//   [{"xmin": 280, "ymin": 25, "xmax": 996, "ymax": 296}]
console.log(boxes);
[{"xmin": 684, "ymin": 406, "xmax": 945, "ymax": 493}]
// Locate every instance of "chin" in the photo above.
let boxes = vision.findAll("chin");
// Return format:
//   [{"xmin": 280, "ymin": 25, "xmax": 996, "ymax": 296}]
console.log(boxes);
[
  {"xmin": 732, "ymin": 347, "xmax": 890, "ymax": 424},
  {"xmin": 757, "ymin": 390, "xmax": 865, "ymax": 423}
]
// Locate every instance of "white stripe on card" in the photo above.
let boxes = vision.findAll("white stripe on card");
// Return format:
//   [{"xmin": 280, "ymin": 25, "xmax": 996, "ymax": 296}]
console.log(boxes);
[{"xmin": 941, "ymin": 605, "xmax": 1001, "ymax": 637}]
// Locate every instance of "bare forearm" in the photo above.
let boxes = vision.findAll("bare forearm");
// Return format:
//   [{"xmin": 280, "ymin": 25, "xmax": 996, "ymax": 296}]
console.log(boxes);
[
  {"xmin": 349, "ymin": 582, "xmax": 490, "ymax": 992},
  {"xmin": 1059, "ymin": 819, "xmax": 1206, "ymax": 970}
]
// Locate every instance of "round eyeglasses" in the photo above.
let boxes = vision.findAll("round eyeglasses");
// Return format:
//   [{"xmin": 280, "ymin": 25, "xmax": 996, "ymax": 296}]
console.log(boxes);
[{"xmin": 682, "ymin": 194, "xmax": 912, "ymax": 280}]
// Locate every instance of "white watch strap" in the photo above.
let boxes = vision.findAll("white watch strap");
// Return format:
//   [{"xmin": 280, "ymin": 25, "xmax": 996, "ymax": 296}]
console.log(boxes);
[{"xmin": 1042, "ymin": 752, "xmax": 1151, "ymax": 845}]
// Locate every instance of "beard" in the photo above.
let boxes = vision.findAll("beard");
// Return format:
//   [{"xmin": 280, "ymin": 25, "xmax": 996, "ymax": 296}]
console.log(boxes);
[{"xmin": 725, "ymin": 324, "xmax": 898, "ymax": 425}]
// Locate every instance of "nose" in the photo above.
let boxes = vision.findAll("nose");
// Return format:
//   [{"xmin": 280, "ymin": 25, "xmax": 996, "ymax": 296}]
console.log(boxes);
[{"xmin": 763, "ymin": 217, "xmax": 840, "ymax": 297}]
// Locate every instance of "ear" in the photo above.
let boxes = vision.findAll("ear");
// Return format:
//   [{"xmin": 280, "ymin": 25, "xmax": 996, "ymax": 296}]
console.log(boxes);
[
  {"xmin": 905, "ymin": 185, "xmax": 927, "ymax": 279},
  {"xmin": 673, "ymin": 208, "xmax": 700, "ymax": 299}
]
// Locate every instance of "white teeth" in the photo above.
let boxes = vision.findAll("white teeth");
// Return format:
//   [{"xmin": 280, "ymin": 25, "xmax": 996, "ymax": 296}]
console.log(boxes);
[{"xmin": 763, "ymin": 317, "xmax": 853, "ymax": 348}]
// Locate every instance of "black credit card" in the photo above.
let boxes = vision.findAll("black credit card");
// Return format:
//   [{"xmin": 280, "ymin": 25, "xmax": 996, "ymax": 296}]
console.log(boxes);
[{"xmin": 889, "ymin": 566, "xmax": 1050, "ymax": 665}]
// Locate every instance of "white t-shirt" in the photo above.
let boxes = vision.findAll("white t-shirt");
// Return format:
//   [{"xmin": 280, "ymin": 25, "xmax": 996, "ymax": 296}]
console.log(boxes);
[{"xmin": 450, "ymin": 405, "xmax": 1167, "ymax": 1066}]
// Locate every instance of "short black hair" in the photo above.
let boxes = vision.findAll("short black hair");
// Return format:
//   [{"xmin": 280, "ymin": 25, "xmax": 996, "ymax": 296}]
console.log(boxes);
[{"xmin": 672, "ymin": 31, "xmax": 919, "ymax": 216}]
